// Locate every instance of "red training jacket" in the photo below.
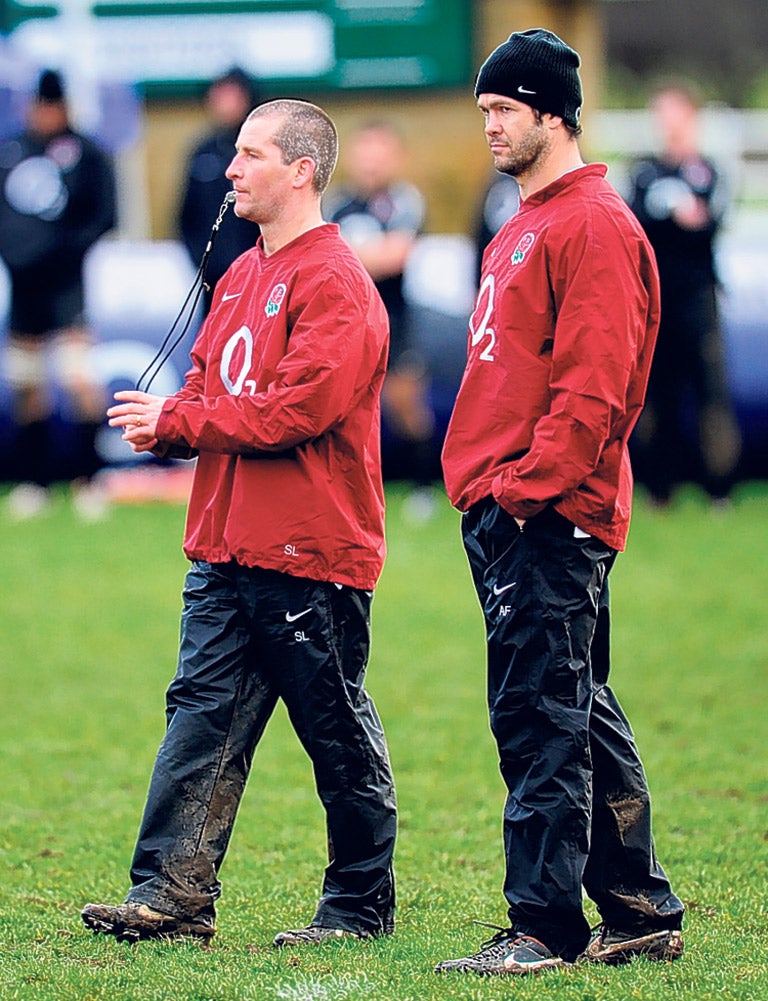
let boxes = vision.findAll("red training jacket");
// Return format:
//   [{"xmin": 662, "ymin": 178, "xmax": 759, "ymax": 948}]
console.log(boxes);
[
  {"xmin": 442, "ymin": 164, "xmax": 660, "ymax": 551},
  {"xmin": 155, "ymin": 224, "xmax": 389, "ymax": 590}
]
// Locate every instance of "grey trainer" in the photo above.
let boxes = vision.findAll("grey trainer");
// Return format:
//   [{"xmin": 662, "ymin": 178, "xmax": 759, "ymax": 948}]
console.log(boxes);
[{"xmin": 435, "ymin": 930, "xmax": 566, "ymax": 975}]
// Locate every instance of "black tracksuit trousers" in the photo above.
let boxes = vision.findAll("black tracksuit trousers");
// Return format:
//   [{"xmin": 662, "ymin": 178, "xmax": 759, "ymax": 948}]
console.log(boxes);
[
  {"xmin": 462, "ymin": 499, "xmax": 684, "ymax": 962},
  {"xmin": 125, "ymin": 560, "xmax": 397, "ymax": 936}
]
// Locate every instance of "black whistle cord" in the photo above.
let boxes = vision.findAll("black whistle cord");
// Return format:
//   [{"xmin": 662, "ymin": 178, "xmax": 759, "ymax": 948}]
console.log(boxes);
[{"xmin": 134, "ymin": 191, "xmax": 236, "ymax": 393}]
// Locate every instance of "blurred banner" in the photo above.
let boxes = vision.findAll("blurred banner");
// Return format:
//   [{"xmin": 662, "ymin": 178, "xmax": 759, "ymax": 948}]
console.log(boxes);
[{"xmin": 0, "ymin": 0, "xmax": 473, "ymax": 93}]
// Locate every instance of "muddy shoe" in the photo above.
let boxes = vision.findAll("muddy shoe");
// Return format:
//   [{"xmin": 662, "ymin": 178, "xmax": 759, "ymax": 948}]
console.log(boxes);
[
  {"xmin": 272, "ymin": 925, "xmax": 365, "ymax": 947},
  {"xmin": 81, "ymin": 902, "xmax": 215, "ymax": 943},
  {"xmin": 435, "ymin": 930, "xmax": 566, "ymax": 975},
  {"xmin": 583, "ymin": 924, "xmax": 684, "ymax": 964}
]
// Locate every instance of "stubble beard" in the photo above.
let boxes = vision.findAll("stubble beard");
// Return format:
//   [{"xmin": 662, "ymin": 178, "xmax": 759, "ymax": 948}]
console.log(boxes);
[{"xmin": 492, "ymin": 121, "xmax": 551, "ymax": 178}]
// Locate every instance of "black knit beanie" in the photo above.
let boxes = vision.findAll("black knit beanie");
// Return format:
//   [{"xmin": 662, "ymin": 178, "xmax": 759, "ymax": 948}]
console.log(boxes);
[
  {"xmin": 37, "ymin": 69, "xmax": 65, "ymax": 103},
  {"xmin": 475, "ymin": 28, "xmax": 582, "ymax": 128}
]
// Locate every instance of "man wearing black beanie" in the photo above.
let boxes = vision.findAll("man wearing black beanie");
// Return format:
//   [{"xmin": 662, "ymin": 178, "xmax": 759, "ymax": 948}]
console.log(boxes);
[{"xmin": 439, "ymin": 29, "xmax": 685, "ymax": 975}]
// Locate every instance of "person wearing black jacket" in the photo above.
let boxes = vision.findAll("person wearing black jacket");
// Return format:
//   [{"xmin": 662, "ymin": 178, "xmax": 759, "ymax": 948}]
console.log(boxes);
[
  {"xmin": 627, "ymin": 84, "xmax": 741, "ymax": 506},
  {"xmin": 0, "ymin": 69, "xmax": 116, "ymax": 519},
  {"xmin": 178, "ymin": 68, "xmax": 261, "ymax": 314}
]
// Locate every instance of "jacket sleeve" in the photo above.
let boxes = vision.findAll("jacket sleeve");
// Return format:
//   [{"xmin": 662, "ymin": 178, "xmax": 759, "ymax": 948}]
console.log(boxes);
[
  {"xmin": 492, "ymin": 206, "xmax": 655, "ymax": 520},
  {"xmin": 155, "ymin": 270, "xmax": 385, "ymax": 455}
]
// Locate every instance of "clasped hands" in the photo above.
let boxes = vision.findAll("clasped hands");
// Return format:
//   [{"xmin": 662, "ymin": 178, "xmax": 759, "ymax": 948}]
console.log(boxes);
[{"xmin": 107, "ymin": 390, "xmax": 167, "ymax": 453}]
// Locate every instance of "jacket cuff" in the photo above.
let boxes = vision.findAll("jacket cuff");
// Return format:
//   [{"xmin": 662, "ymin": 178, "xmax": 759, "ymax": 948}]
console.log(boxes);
[
  {"xmin": 491, "ymin": 471, "xmax": 548, "ymax": 521},
  {"xmin": 156, "ymin": 396, "xmax": 179, "ymax": 440}
]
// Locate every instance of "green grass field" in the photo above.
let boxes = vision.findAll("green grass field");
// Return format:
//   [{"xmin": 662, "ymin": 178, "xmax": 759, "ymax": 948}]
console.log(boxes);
[{"xmin": 1, "ymin": 481, "xmax": 766, "ymax": 1001}]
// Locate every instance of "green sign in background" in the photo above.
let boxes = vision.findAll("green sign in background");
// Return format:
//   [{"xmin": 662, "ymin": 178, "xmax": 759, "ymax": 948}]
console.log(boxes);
[{"xmin": 0, "ymin": 1, "xmax": 473, "ymax": 94}]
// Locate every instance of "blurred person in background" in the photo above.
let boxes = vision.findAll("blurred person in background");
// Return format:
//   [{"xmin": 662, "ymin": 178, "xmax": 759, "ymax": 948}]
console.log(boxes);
[
  {"xmin": 325, "ymin": 122, "xmax": 436, "ymax": 520},
  {"xmin": 178, "ymin": 67, "xmax": 261, "ymax": 314},
  {"xmin": 473, "ymin": 170, "xmax": 520, "ymax": 284},
  {"xmin": 627, "ymin": 83, "xmax": 741, "ymax": 508},
  {"xmin": 0, "ymin": 69, "xmax": 116, "ymax": 520},
  {"xmin": 439, "ymin": 28, "xmax": 684, "ymax": 976}
]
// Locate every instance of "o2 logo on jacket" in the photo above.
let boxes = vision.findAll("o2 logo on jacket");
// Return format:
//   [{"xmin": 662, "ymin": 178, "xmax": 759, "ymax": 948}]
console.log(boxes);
[
  {"xmin": 220, "ymin": 325, "xmax": 256, "ymax": 395},
  {"xmin": 470, "ymin": 274, "xmax": 496, "ymax": 362},
  {"xmin": 511, "ymin": 231, "xmax": 536, "ymax": 265},
  {"xmin": 265, "ymin": 283, "xmax": 287, "ymax": 317}
]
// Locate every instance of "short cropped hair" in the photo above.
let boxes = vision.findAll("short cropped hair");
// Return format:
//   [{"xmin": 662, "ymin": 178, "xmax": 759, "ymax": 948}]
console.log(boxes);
[{"xmin": 248, "ymin": 99, "xmax": 339, "ymax": 194}]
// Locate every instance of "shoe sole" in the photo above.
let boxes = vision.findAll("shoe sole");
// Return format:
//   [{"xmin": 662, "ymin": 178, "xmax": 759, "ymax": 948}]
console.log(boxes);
[
  {"xmin": 435, "ymin": 957, "xmax": 567, "ymax": 975},
  {"xmin": 81, "ymin": 905, "xmax": 214, "ymax": 943},
  {"xmin": 584, "ymin": 929, "xmax": 684, "ymax": 965},
  {"xmin": 273, "ymin": 928, "xmax": 365, "ymax": 947}
]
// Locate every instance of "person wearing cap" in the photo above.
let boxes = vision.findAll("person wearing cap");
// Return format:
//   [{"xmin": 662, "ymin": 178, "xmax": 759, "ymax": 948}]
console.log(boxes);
[
  {"xmin": 0, "ymin": 69, "xmax": 116, "ymax": 520},
  {"xmin": 439, "ymin": 29, "xmax": 685, "ymax": 975},
  {"xmin": 178, "ymin": 68, "xmax": 261, "ymax": 314}
]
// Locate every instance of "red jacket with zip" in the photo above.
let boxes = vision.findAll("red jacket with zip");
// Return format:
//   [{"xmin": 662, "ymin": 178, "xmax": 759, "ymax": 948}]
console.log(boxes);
[
  {"xmin": 442, "ymin": 164, "xmax": 660, "ymax": 551},
  {"xmin": 155, "ymin": 223, "xmax": 389, "ymax": 590}
]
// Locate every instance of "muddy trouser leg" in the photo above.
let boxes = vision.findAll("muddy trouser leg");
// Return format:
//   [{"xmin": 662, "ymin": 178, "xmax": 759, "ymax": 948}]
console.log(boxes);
[
  {"xmin": 127, "ymin": 560, "xmax": 278, "ymax": 925},
  {"xmin": 272, "ymin": 578, "xmax": 397, "ymax": 936},
  {"xmin": 582, "ymin": 596, "xmax": 685, "ymax": 934},
  {"xmin": 463, "ymin": 501, "xmax": 606, "ymax": 960},
  {"xmin": 463, "ymin": 500, "xmax": 683, "ymax": 960}
]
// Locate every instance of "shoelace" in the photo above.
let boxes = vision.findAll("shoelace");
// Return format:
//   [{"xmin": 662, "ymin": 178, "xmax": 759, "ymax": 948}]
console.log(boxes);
[{"xmin": 472, "ymin": 924, "xmax": 520, "ymax": 957}]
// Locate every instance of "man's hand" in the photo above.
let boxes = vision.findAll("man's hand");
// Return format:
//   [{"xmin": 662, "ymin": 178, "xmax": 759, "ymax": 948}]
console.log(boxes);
[{"xmin": 107, "ymin": 390, "xmax": 167, "ymax": 453}]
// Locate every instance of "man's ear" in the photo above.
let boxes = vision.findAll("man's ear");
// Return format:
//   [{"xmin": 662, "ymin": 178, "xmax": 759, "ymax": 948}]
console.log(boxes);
[
  {"xmin": 541, "ymin": 112, "xmax": 564, "ymax": 131},
  {"xmin": 293, "ymin": 156, "xmax": 317, "ymax": 190}
]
